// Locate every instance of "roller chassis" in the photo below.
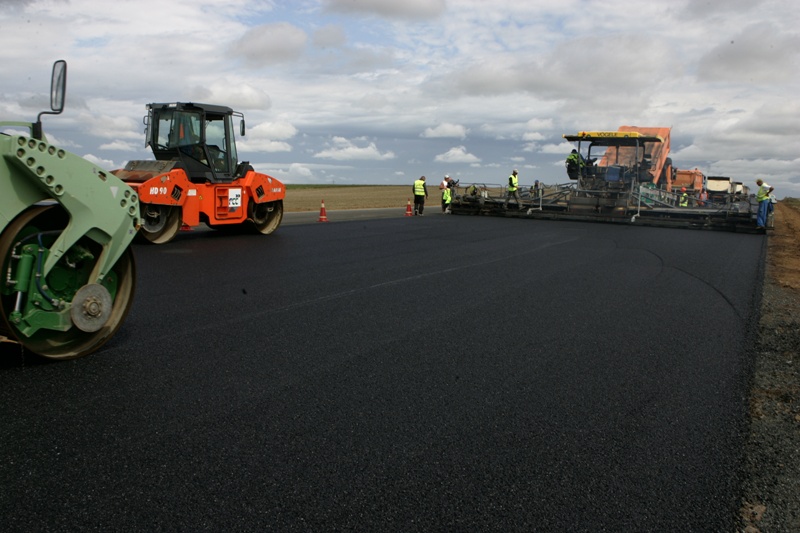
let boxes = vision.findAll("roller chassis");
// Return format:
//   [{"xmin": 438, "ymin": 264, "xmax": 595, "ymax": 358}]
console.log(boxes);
[{"xmin": 113, "ymin": 102, "xmax": 285, "ymax": 244}]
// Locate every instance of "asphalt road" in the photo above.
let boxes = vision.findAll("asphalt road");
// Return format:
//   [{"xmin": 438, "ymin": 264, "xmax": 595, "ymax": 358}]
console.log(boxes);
[{"xmin": 0, "ymin": 213, "xmax": 766, "ymax": 531}]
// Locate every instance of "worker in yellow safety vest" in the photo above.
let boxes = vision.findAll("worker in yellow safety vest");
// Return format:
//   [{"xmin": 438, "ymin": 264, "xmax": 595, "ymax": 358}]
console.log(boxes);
[
  {"xmin": 413, "ymin": 176, "xmax": 428, "ymax": 216},
  {"xmin": 504, "ymin": 169, "xmax": 523, "ymax": 210},
  {"xmin": 442, "ymin": 186, "xmax": 452, "ymax": 213},
  {"xmin": 755, "ymin": 178, "xmax": 774, "ymax": 229},
  {"xmin": 679, "ymin": 187, "xmax": 689, "ymax": 207},
  {"xmin": 565, "ymin": 149, "xmax": 585, "ymax": 180}
]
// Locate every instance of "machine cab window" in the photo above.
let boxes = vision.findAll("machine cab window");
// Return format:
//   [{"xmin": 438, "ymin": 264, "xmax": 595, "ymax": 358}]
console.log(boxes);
[{"xmin": 146, "ymin": 102, "xmax": 240, "ymax": 183}]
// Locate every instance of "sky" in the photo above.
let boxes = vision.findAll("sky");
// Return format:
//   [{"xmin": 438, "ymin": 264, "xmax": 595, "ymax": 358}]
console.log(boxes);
[{"xmin": 1, "ymin": 0, "xmax": 799, "ymax": 197}]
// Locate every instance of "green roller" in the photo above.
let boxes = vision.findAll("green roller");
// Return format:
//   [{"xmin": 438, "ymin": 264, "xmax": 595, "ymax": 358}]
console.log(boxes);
[{"xmin": 0, "ymin": 61, "xmax": 138, "ymax": 359}]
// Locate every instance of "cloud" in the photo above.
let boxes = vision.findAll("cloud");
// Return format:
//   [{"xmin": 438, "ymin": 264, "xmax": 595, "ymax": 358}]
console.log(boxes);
[
  {"xmin": 229, "ymin": 22, "xmax": 308, "ymax": 67},
  {"xmin": 314, "ymin": 136, "xmax": 395, "ymax": 161},
  {"xmin": 82, "ymin": 153, "xmax": 116, "ymax": 170},
  {"xmin": 314, "ymin": 25, "xmax": 347, "ymax": 48},
  {"xmin": 357, "ymin": 93, "xmax": 391, "ymax": 110},
  {"xmin": 523, "ymin": 132, "xmax": 545, "ymax": 141},
  {"xmin": 325, "ymin": 0, "xmax": 446, "ymax": 19},
  {"xmin": 99, "ymin": 140, "xmax": 138, "ymax": 151},
  {"xmin": 526, "ymin": 118, "xmax": 553, "ymax": 130},
  {"xmin": 421, "ymin": 123, "xmax": 468, "ymax": 139},
  {"xmin": 251, "ymin": 121, "xmax": 298, "ymax": 140},
  {"xmin": 1, "ymin": 1, "xmax": 798, "ymax": 197},
  {"xmin": 540, "ymin": 142, "xmax": 574, "ymax": 155},
  {"xmin": 697, "ymin": 22, "xmax": 800, "ymax": 84},
  {"xmin": 434, "ymin": 146, "xmax": 481, "ymax": 163},
  {"xmin": 238, "ymin": 120, "xmax": 298, "ymax": 153},
  {"xmin": 81, "ymin": 110, "xmax": 142, "ymax": 141},
  {"xmin": 188, "ymin": 82, "xmax": 272, "ymax": 110}
]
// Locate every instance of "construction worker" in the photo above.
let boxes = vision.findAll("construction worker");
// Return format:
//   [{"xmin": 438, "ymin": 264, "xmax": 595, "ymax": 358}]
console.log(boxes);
[
  {"xmin": 442, "ymin": 186, "xmax": 452, "ymax": 213},
  {"xmin": 755, "ymin": 178, "xmax": 774, "ymax": 229},
  {"xmin": 679, "ymin": 187, "xmax": 689, "ymax": 207},
  {"xmin": 565, "ymin": 149, "xmax": 584, "ymax": 180},
  {"xmin": 413, "ymin": 176, "xmax": 428, "ymax": 216},
  {"xmin": 504, "ymin": 169, "xmax": 522, "ymax": 210},
  {"xmin": 447, "ymin": 176, "xmax": 459, "ymax": 196},
  {"xmin": 698, "ymin": 188, "xmax": 708, "ymax": 207}
]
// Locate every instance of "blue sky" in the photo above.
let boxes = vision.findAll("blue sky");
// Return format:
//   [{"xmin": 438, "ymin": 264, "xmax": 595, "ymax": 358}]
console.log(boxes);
[{"xmin": 2, "ymin": 0, "xmax": 799, "ymax": 197}]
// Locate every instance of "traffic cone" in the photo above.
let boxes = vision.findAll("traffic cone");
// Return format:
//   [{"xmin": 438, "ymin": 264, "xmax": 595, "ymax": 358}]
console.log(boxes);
[
  {"xmin": 405, "ymin": 198, "xmax": 413, "ymax": 216},
  {"xmin": 180, "ymin": 223, "xmax": 192, "ymax": 231},
  {"xmin": 318, "ymin": 199, "xmax": 329, "ymax": 222}
]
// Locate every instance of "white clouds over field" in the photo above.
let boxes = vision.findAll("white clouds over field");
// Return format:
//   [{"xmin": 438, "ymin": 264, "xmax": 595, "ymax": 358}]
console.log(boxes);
[{"xmin": 1, "ymin": 0, "xmax": 798, "ymax": 196}]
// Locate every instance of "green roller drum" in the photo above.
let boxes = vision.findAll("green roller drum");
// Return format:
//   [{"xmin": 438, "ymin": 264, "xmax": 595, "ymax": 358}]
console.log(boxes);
[{"xmin": 0, "ymin": 61, "xmax": 139, "ymax": 359}]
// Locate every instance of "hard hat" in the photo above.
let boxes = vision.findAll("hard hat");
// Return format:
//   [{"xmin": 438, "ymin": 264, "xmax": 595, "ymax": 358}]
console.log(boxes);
[
  {"xmin": 445, "ymin": 174, "xmax": 450, "ymax": 178},
  {"xmin": 681, "ymin": 187, "xmax": 686, "ymax": 192}
]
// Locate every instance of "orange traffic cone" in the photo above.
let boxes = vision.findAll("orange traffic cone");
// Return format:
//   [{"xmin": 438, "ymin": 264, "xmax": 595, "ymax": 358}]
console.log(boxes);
[
  {"xmin": 405, "ymin": 198, "xmax": 413, "ymax": 217},
  {"xmin": 318, "ymin": 199, "xmax": 329, "ymax": 222}
]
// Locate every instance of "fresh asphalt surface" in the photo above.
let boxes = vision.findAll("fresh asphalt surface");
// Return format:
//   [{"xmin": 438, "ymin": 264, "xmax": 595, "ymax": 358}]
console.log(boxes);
[{"xmin": 1, "ymin": 209, "xmax": 766, "ymax": 531}]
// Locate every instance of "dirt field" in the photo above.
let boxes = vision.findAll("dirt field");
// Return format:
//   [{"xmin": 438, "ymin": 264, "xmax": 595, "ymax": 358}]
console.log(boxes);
[
  {"xmin": 740, "ymin": 199, "xmax": 800, "ymax": 532},
  {"xmin": 284, "ymin": 186, "xmax": 417, "ymax": 212}
]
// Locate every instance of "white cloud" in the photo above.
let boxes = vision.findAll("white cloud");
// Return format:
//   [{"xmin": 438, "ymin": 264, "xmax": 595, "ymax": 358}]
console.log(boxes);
[
  {"xmin": 246, "ymin": 120, "xmax": 298, "ymax": 141},
  {"xmin": 325, "ymin": 0, "xmax": 446, "ymax": 19},
  {"xmin": 314, "ymin": 136, "xmax": 395, "ymax": 161},
  {"xmin": 99, "ymin": 140, "xmax": 138, "ymax": 151},
  {"xmin": 0, "ymin": 0, "xmax": 798, "ymax": 196},
  {"xmin": 189, "ymin": 82, "xmax": 272, "ymax": 111},
  {"xmin": 229, "ymin": 22, "xmax": 308, "ymax": 67},
  {"xmin": 314, "ymin": 25, "xmax": 347, "ymax": 48},
  {"xmin": 421, "ymin": 123, "xmax": 468, "ymax": 139},
  {"xmin": 540, "ymin": 142, "xmax": 574, "ymax": 155},
  {"xmin": 82, "ymin": 153, "xmax": 116, "ymax": 170},
  {"xmin": 523, "ymin": 132, "xmax": 545, "ymax": 142},
  {"xmin": 237, "ymin": 120, "xmax": 298, "ymax": 153},
  {"xmin": 526, "ymin": 118, "xmax": 553, "ymax": 130},
  {"xmin": 357, "ymin": 93, "xmax": 391, "ymax": 110},
  {"xmin": 434, "ymin": 146, "xmax": 481, "ymax": 163}
]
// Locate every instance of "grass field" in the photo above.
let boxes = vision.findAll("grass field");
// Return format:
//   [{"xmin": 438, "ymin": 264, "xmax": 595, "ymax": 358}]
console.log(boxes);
[
  {"xmin": 283, "ymin": 184, "xmax": 512, "ymax": 212},
  {"xmin": 284, "ymin": 185, "xmax": 424, "ymax": 212}
]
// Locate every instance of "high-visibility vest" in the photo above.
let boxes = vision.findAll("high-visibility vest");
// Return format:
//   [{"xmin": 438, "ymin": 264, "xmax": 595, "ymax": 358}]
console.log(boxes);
[
  {"xmin": 566, "ymin": 152, "xmax": 584, "ymax": 168},
  {"xmin": 756, "ymin": 184, "xmax": 770, "ymax": 202},
  {"xmin": 680, "ymin": 193, "xmax": 689, "ymax": 207},
  {"xmin": 414, "ymin": 180, "xmax": 425, "ymax": 196},
  {"xmin": 508, "ymin": 174, "xmax": 518, "ymax": 192},
  {"xmin": 443, "ymin": 188, "xmax": 451, "ymax": 204}
]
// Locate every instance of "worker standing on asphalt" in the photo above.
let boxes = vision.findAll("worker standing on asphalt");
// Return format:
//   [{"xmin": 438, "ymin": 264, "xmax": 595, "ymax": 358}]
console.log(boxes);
[
  {"xmin": 755, "ymin": 178, "xmax": 774, "ymax": 229},
  {"xmin": 442, "ymin": 185, "xmax": 452, "ymax": 214},
  {"xmin": 504, "ymin": 169, "xmax": 522, "ymax": 210},
  {"xmin": 413, "ymin": 176, "xmax": 428, "ymax": 216}
]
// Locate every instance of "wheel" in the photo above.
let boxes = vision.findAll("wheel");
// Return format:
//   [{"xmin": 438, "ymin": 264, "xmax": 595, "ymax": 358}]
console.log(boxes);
[
  {"xmin": 0, "ymin": 206, "xmax": 136, "ymax": 360},
  {"xmin": 248, "ymin": 200, "xmax": 283, "ymax": 235},
  {"xmin": 138, "ymin": 203, "xmax": 181, "ymax": 244}
]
